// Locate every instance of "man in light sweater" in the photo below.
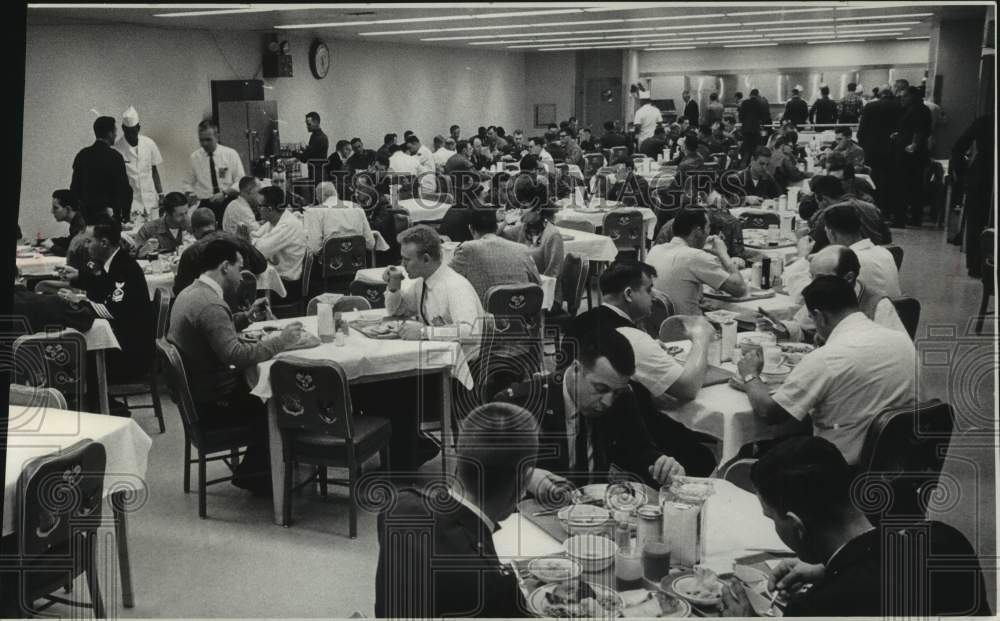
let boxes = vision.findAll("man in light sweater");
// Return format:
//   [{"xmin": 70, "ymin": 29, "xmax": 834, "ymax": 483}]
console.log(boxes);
[{"xmin": 168, "ymin": 238, "xmax": 304, "ymax": 495}]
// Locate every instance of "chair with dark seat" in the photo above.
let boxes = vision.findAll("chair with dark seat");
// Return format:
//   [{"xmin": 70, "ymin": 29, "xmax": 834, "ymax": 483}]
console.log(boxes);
[
  {"xmin": 639, "ymin": 291, "xmax": 675, "ymax": 339},
  {"xmin": 349, "ymin": 280, "xmax": 387, "ymax": 309},
  {"xmin": 975, "ymin": 229, "xmax": 994, "ymax": 335},
  {"xmin": 12, "ymin": 331, "xmax": 87, "ymax": 411},
  {"xmin": 1, "ymin": 440, "xmax": 106, "ymax": 618},
  {"xmin": 269, "ymin": 357, "xmax": 392, "ymax": 536},
  {"xmin": 883, "ymin": 243, "xmax": 904, "ymax": 270},
  {"xmin": 889, "ymin": 296, "xmax": 921, "ymax": 340},
  {"xmin": 388, "ymin": 209, "xmax": 412, "ymax": 236},
  {"xmin": 718, "ymin": 457, "xmax": 757, "ymax": 494},
  {"xmin": 855, "ymin": 399, "xmax": 954, "ymax": 527},
  {"xmin": 156, "ymin": 339, "xmax": 256, "ymax": 519},
  {"xmin": 738, "ymin": 211, "xmax": 780, "ymax": 230},
  {"xmin": 109, "ymin": 287, "xmax": 168, "ymax": 433},
  {"xmin": 7, "ymin": 383, "xmax": 67, "ymax": 410},
  {"xmin": 305, "ymin": 293, "xmax": 343, "ymax": 316},
  {"xmin": 546, "ymin": 254, "xmax": 589, "ymax": 350},
  {"xmin": 332, "ymin": 296, "xmax": 372, "ymax": 313},
  {"xmin": 271, "ymin": 249, "xmax": 315, "ymax": 319},
  {"xmin": 234, "ymin": 271, "xmax": 258, "ymax": 314},
  {"xmin": 603, "ymin": 210, "xmax": 646, "ymax": 261},
  {"xmin": 603, "ymin": 146, "xmax": 629, "ymax": 166},
  {"xmin": 484, "ymin": 283, "xmax": 546, "ymax": 373},
  {"xmin": 320, "ymin": 235, "xmax": 369, "ymax": 293},
  {"xmin": 658, "ymin": 315, "xmax": 691, "ymax": 344},
  {"xmin": 582, "ymin": 153, "xmax": 606, "ymax": 178}
]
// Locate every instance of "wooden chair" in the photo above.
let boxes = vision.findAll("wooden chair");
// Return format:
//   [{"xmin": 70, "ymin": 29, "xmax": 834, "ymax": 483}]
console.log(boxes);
[
  {"xmin": 718, "ymin": 457, "xmax": 757, "ymax": 494},
  {"xmin": 639, "ymin": 291, "xmax": 675, "ymax": 339},
  {"xmin": 234, "ymin": 271, "xmax": 258, "ymax": 314},
  {"xmin": 582, "ymin": 153, "xmax": 606, "ymax": 178},
  {"xmin": 269, "ymin": 358, "xmax": 392, "ymax": 537},
  {"xmin": 12, "ymin": 331, "xmax": 88, "ymax": 411},
  {"xmin": 349, "ymin": 280, "xmax": 387, "ymax": 309},
  {"xmin": 320, "ymin": 235, "xmax": 369, "ymax": 293},
  {"xmin": 305, "ymin": 293, "xmax": 344, "ymax": 316},
  {"xmin": 856, "ymin": 399, "xmax": 954, "ymax": 526},
  {"xmin": 556, "ymin": 219, "xmax": 596, "ymax": 234},
  {"xmin": 271, "ymin": 249, "xmax": 315, "ymax": 318},
  {"xmin": 975, "ymin": 229, "xmax": 994, "ymax": 335},
  {"xmin": 883, "ymin": 244, "xmax": 904, "ymax": 270},
  {"xmin": 889, "ymin": 296, "xmax": 921, "ymax": 340},
  {"xmin": 2, "ymin": 440, "xmax": 106, "ymax": 618},
  {"xmin": 484, "ymin": 283, "xmax": 545, "ymax": 367},
  {"xmin": 658, "ymin": 315, "xmax": 691, "ymax": 344},
  {"xmin": 7, "ymin": 383, "xmax": 67, "ymax": 409},
  {"xmin": 156, "ymin": 339, "xmax": 256, "ymax": 519},
  {"xmin": 603, "ymin": 210, "xmax": 646, "ymax": 261}
]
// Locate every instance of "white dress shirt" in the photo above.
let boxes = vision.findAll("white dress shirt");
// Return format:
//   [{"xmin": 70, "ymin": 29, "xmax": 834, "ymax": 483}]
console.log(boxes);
[
  {"xmin": 182, "ymin": 144, "xmax": 245, "ymax": 199},
  {"xmin": 222, "ymin": 196, "xmax": 260, "ymax": 235},
  {"xmin": 252, "ymin": 209, "xmax": 307, "ymax": 281},
  {"xmin": 771, "ymin": 312, "xmax": 916, "ymax": 465},
  {"xmin": 114, "ymin": 134, "xmax": 163, "ymax": 216},
  {"xmin": 302, "ymin": 198, "xmax": 374, "ymax": 254},
  {"xmin": 850, "ymin": 238, "xmax": 902, "ymax": 297},
  {"xmin": 433, "ymin": 148, "xmax": 456, "ymax": 168},
  {"xmin": 781, "ymin": 282, "xmax": 908, "ymax": 341},
  {"xmin": 388, "ymin": 151, "xmax": 419, "ymax": 175},
  {"xmin": 385, "ymin": 263, "xmax": 485, "ymax": 354},
  {"xmin": 634, "ymin": 103, "xmax": 664, "ymax": 142}
]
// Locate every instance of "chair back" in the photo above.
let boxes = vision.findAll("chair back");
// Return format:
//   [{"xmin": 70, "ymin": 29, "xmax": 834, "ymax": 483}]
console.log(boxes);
[
  {"xmin": 269, "ymin": 358, "xmax": 355, "ymax": 440},
  {"xmin": 883, "ymin": 244, "xmax": 904, "ymax": 270},
  {"xmin": 235, "ymin": 271, "xmax": 258, "ymax": 314},
  {"xmin": 718, "ymin": 457, "xmax": 757, "ymax": 494},
  {"xmin": 559, "ymin": 253, "xmax": 589, "ymax": 316},
  {"xmin": 153, "ymin": 287, "xmax": 172, "ymax": 340},
  {"xmin": 582, "ymin": 153, "xmax": 606, "ymax": 178},
  {"xmin": 321, "ymin": 235, "xmax": 368, "ymax": 280},
  {"xmin": 484, "ymin": 283, "xmax": 545, "ymax": 371},
  {"xmin": 557, "ymin": 219, "xmax": 596, "ymax": 234},
  {"xmin": 856, "ymin": 399, "xmax": 954, "ymax": 525},
  {"xmin": 7, "ymin": 384, "xmax": 67, "ymax": 410},
  {"xmin": 306, "ymin": 293, "xmax": 344, "ymax": 316},
  {"xmin": 602, "ymin": 210, "xmax": 646, "ymax": 260},
  {"xmin": 658, "ymin": 315, "xmax": 690, "ymax": 343},
  {"xmin": 420, "ymin": 192, "xmax": 455, "ymax": 204},
  {"xmin": 738, "ymin": 211, "xmax": 780, "ymax": 230},
  {"xmin": 605, "ymin": 146, "xmax": 629, "ymax": 166},
  {"xmin": 389, "ymin": 209, "xmax": 412, "ymax": 234},
  {"xmin": 640, "ymin": 291, "xmax": 675, "ymax": 339},
  {"xmin": 156, "ymin": 339, "xmax": 203, "ymax": 442},
  {"xmin": 889, "ymin": 296, "xmax": 921, "ymax": 340},
  {"xmin": 332, "ymin": 296, "xmax": 372, "ymax": 313},
  {"xmin": 300, "ymin": 248, "xmax": 315, "ymax": 298},
  {"xmin": 12, "ymin": 331, "xmax": 88, "ymax": 410},
  {"xmin": 349, "ymin": 280, "xmax": 387, "ymax": 309},
  {"xmin": 16, "ymin": 439, "xmax": 106, "ymax": 557},
  {"xmin": 555, "ymin": 163, "xmax": 570, "ymax": 178}
]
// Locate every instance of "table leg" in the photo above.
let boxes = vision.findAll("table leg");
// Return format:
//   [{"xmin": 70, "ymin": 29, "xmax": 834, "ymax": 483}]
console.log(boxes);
[
  {"xmin": 111, "ymin": 491, "xmax": 134, "ymax": 608},
  {"xmin": 266, "ymin": 399, "xmax": 287, "ymax": 526},
  {"xmin": 440, "ymin": 370, "xmax": 453, "ymax": 477},
  {"xmin": 95, "ymin": 350, "xmax": 110, "ymax": 414}
]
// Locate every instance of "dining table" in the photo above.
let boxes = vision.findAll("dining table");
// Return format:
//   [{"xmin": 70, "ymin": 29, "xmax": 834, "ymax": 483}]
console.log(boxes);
[
  {"xmin": 244, "ymin": 310, "xmax": 474, "ymax": 526},
  {"xmin": 395, "ymin": 196, "xmax": 453, "ymax": 224},
  {"xmin": 553, "ymin": 202, "xmax": 658, "ymax": 241},
  {"xmin": 4, "ymin": 405, "xmax": 152, "ymax": 608}
]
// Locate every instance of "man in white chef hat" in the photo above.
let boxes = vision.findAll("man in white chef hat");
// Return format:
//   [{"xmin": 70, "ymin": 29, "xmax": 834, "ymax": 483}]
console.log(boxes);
[{"xmin": 113, "ymin": 105, "xmax": 164, "ymax": 221}]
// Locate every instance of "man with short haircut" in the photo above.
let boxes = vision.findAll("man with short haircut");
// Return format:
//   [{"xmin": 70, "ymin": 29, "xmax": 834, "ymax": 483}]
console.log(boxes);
[
  {"xmin": 707, "ymin": 121, "xmax": 737, "ymax": 155},
  {"xmin": 719, "ymin": 436, "xmax": 991, "ymax": 617},
  {"xmin": 526, "ymin": 136, "xmax": 554, "ymax": 169},
  {"xmin": 304, "ymin": 181, "xmax": 375, "ymax": 254},
  {"xmin": 737, "ymin": 89, "xmax": 769, "ymax": 165},
  {"xmin": 449, "ymin": 124, "xmax": 462, "ymax": 142},
  {"xmin": 578, "ymin": 127, "xmax": 595, "ymax": 152},
  {"xmin": 113, "ymin": 106, "xmax": 163, "ymax": 219},
  {"xmin": 376, "ymin": 133, "xmax": 397, "ymax": 166},
  {"xmin": 448, "ymin": 209, "xmax": 541, "ymax": 304},
  {"xmin": 820, "ymin": 126, "xmax": 866, "ymax": 170},
  {"xmin": 182, "ymin": 119, "xmax": 244, "ymax": 220},
  {"xmin": 782, "ymin": 88, "xmax": 809, "ymax": 126},
  {"xmin": 819, "ymin": 201, "xmax": 900, "ymax": 295},
  {"xmin": 646, "ymin": 209, "xmax": 746, "ymax": 315},
  {"xmin": 374, "ymin": 403, "xmax": 537, "ymax": 618},
  {"xmin": 222, "ymin": 176, "xmax": 261, "ymax": 235},
  {"xmin": 502, "ymin": 130, "xmax": 530, "ymax": 160},
  {"xmin": 674, "ymin": 135, "xmax": 707, "ymax": 177},
  {"xmin": 762, "ymin": 245, "xmax": 906, "ymax": 343},
  {"xmin": 444, "ymin": 139, "xmax": 478, "ymax": 175},
  {"xmin": 560, "ymin": 131, "xmax": 584, "ymax": 167},
  {"xmin": 599, "ymin": 120, "xmax": 630, "ymax": 151},
  {"xmin": 769, "ymin": 134, "xmax": 810, "ymax": 190},
  {"xmin": 806, "ymin": 174, "xmax": 889, "ymax": 255},
  {"xmin": 346, "ymin": 137, "xmax": 377, "ymax": 175},
  {"xmin": 434, "ymin": 136, "xmax": 457, "ymax": 169},
  {"xmin": 719, "ymin": 146, "xmax": 783, "ymax": 204},
  {"xmin": 737, "ymin": 276, "xmax": 914, "ymax": 465},
  {"xmin": 639, "ymin": 126, "xmax": 669, "ymax": 159},
  {"xmin": 387, "ymin": 143, "xmax": 418, "ymax": 175},
  {"xmin": 327, "ymin": 139, "xmax": 354, "ymax": 197},
  {"xmin": 71, "ymin": 115, "xmax": 133, "ymax": 222},
  {"xmin": 891, "ymin": 85, "xmax": 933, "ymax": 227},
  {"xmin": 705, "ymin": 92, "xmax": 724, "ymax": 125},
  {"xmin": 404, "ymin": 134, "xmax": 437, "ymax": 191},
  {"xmin": 857, "ymin": 85, "xmax": 901, "ymax": 201},
  {"xmin": 839, "ymin": 82, "xmax": 864, "ymax": 123},
  {"xmin": 169, "ymin": 238, "xmax": 306, "ymax": 495},
  {"xmin": 681, "ymin": 90, "xmax": 699, "ymax": 127},
  {"xmin": 297, "ymin": 111, "xmax": 329, "ymax": 183},
  {"xmin": 173, "ymin": 207, "xmax": 267, "ymax": 297},
  {"xmin": 132, "ymin": 191, "xmax": 192, "ymax": 257},
  {"xmin": 634, "ymin": 91, "xmax": 664, "ymax": 143},
  {"xmin": 43, "ymin": 189, "xmax": 87, "ymax": 256},
  {"xmin": 250, "ymin": 186, "xmax": 307, "ymax": 299}
]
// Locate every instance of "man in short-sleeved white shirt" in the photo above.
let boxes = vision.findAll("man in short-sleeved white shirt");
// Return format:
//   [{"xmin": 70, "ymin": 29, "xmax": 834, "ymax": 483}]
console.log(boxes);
[
  {"xmin": 737, "ymin": 275, "xmax": 915, "ymax": 465},
  {"xmin": 646, "ymin": 209, "xmax": 746, "ymax": 315},
  {"xmin": 113, "ymin": 106, "xmax": 163, "ymax": 218},
  {"xmin": 434, "ymin": 138, "xmax": 457, "ymax": 169},
  {"xmin": 303, "ymin": 181, "xmax": 375, "ymax": 254},
  {"xmin": 823, "ymin": 202, "xmax": 901, "ymax": 297},
  {"xmin": 634, "ymin": 92, "xmax": 663, "ymax": 143}
]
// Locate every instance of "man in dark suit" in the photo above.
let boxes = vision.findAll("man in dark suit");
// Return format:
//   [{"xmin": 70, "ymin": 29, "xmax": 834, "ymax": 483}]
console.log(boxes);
[
  {"xmin": 890, "ymin": 86, "xmax": 933, "ymax": 227},
  {"xmin": 71, "ymin": 116, "xmax": 133, "ymax": 222},
  {"xmin": 682, "ymin": 90, "xmax": 699, "ymax": 127},
  {"xmin": 346, "ymin": 137, "xmax": 377, "ymax": 175},
  {"xmin": 782, "ymin": 88, "xmax": 809, "ymax": 126},
  {"xmin": 297, "ymin": 111, "xmax": 329, "ymax": 184},
  {"xmin": 721, "ymin": 436, "xmax": 992, "ymax": 617},
  {"xmin": 738, "ymin": 89, "xmax": 769, "ymax": 166},
  {"xmin": 857, "ymin": 85, "xmax": 901, "ymax": 206},
  {"xmin": 718, "ymin": 146, "xmax": 783, "ymax": 206},
  {"xmin": 374, "ymin": 403, "xmax": 537, "ymax": 618},
  {"xmin": 327, "ymin": 139, "xmax": 353, "ymax": 198}
]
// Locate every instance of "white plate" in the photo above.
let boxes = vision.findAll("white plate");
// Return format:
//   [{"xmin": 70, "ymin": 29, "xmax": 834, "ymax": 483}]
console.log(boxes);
[
  {"xmin": 527, "ymin": 582, "xmax": 623, "ymax": 618},
  {"xmin": 572, "ymin": 484, "xmax": 608, "ymax": 505},
  {"xmin": 670, "ymin": 575, "xmax": 723, "ymax": 608},
  {"xmin": 761, "ymin": 363, "xmax": 791, "ymax": 376},
  {"xmin": 527, "ymin": 556, "xmax": 582, "ymax": 584}
]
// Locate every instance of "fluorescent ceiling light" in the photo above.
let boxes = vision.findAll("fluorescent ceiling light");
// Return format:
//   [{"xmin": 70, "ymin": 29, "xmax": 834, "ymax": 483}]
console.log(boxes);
[
  {"xmin": 723, "ymin": 42, "xmax": 779, "ymax": 47},
  {"xmin": 657, "ymin": 23, "xmax": 742, "ymax": 31},
  {"xmin": 644, "ymin": 46, "xmax": 697, "ymax": 51},
  {"xmin": 808, "ymin": 39, "xmax": 864, "ymax": 44},
  {"xmin": 582, "ymin": 3, "xmax": 679, "ymax": 11},
  {"xmin": 696, "ymin": 34, "xmax": 762, "ymax": 40},
  {"xmin": 897, "ymin": 36, "xmax": 930, "ymax": 40},
  {"xmin": 31, "ymin": 3, "xmax": 234, "ymax": 7},
  {"xmin": 155, "ymin": 7, "xmax": 278, "ymax": 17},
  {"xmin": 726, "ymin": 8, "xmax": 834, "ymax": 17},
  {"xmin": 422, "ymin": 27, "xmax": 737, "ymax": 41},
  {"xmin": 624, "ymin": 13, "xmax": 725, "ymax": 22},
  {"xmin": 834, "ymin": 13, "xmax": 932, "ymax": 21},
  {"xmin": 835, "ymin": 29, "xmax": 909, "ymax": 35},
  {"xmin": 356, "ymin": 19, "xmax": 620, "ymax": 35},
  {"xmin": 741, "ymin": 18, "xmax": 832, "ymax": 26},
  {"xmin": 756, "ymin": 21, "xmax": 918, "ymax": 32},
  {"xmin": 274, "ymin": 8, "xmax": 584, "ymax": 28}
]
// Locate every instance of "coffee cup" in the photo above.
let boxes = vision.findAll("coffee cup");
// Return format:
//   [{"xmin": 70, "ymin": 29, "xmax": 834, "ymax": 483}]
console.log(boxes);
[{"xmin": 762, "ymin": 346, "xmax": 785, "ymax": 372}]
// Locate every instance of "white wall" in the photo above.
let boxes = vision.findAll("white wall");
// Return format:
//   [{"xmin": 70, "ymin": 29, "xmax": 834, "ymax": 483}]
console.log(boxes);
[
  {"xmin": 21, "ymin": 24, "xmax": 527, "ymax": 237},
  {"xmin": 523, "ymin": 52, "xmax": 576, "ymax": 133},
  {"xmin": 639, "ymin": 40, "xmax": 929, "ymax": 74}
]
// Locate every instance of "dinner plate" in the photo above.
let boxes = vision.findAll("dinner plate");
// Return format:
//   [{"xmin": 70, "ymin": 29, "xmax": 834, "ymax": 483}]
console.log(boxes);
[
  {"xmin": 526, "ymin": 581, "xmax": 623, "ymax": 618},
  {"xmin": 670, "ymin": 575, "xmax": 723, "ymax": 608},
  {"xmin": 571, "ymin": 484, "xmax": 608, "ymax": 505},
  {"xmin": 620, "ymin": 589, "xmax": 691, "ymax": 618},
  {"xmin": 761, "ymin": 363, "xmax": 791, "ymax": 376}
]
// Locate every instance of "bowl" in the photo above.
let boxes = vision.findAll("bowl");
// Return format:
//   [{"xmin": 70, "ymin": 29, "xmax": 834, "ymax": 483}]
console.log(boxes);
[
  {"xmin": 558, "ymin": 505, "xmax": 613, "ymax": 536},
  {"xmin": 527, "ymin": 556, "xmax": 582, "ymax": 584},
  {"xmin": 705, "ymin": 310, "xmax": 737, "ymax": 324},
  {"xmin": 571, "ymin": 483, "xmax": 608, "ymax": 506},
  {"xmin": 668, "ymin": 574, "xmax": 724, "ymax": 608},
  {"xmin": 564, "ymin": 534, "xmax": 618, "ymax": 572}
]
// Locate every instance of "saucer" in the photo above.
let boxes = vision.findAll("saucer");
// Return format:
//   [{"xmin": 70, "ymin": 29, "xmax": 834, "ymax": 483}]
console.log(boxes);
[{"xmin": 762, "ymin": 363, "xmax": 791, "ymax": 376}]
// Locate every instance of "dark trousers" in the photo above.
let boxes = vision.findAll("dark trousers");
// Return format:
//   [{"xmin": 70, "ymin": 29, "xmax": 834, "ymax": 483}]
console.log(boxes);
[
  {"xmin": 350, "ymin": 376, "xmax": 445, "ymax": 473},
  {"xmin": 196, "ymin": 390, "xmax": 271, "ymax": 481},
  {"xmin": 740, "ymin": 131, "xmax": 761, "ymax": 167},
  {"xmin": 891, "ymin": 149, "xmax": 928, "ymax": 225}
]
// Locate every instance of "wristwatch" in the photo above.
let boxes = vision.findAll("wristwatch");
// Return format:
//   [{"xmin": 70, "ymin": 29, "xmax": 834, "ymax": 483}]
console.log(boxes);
[{"xmin": 742, "ymin": 373, "xmax": 761, "ymax": 384}]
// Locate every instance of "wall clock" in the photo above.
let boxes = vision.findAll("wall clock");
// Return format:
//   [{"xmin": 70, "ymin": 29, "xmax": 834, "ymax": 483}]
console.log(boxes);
[{"xmin": 310, "ymin": 40, "xmax": 330, "ymax": 79}]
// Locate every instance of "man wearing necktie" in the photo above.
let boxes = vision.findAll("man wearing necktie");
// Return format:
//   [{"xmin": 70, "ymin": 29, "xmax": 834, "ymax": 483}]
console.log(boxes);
[{"xmin": 182, "ymin": 119, "xmax": 245, "ymax": 221}]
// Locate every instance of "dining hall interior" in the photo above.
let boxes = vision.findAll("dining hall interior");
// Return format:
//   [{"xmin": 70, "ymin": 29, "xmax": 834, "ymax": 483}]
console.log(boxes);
[{"xmin": 4, "ymin": 1, "xmax": 997, "ymax": 618}]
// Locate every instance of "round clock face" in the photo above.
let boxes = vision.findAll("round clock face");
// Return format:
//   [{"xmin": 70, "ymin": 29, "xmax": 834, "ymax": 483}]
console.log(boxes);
[{"xmin": 310, "ymin": 42, "xmax": 330, "ymax": 79}]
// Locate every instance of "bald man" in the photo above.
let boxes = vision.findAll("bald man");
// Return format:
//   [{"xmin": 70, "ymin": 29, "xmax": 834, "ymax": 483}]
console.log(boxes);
[
  {"xmin": 303, "ymin": 180, "xmax": 375, "ymax": 253},
  {"xmin": 758, "ymin": 245, "xmax": 906, "ymax": 343}
]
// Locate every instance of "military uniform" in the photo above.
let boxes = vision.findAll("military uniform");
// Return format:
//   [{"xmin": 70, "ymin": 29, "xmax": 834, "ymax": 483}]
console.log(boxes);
[{"xmin": 71, "ymin": 140, "xmax": 133, "ymax": 222}]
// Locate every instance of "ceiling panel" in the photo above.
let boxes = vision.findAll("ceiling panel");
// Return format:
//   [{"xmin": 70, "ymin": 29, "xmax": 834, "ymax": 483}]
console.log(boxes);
[{"xmin": 26, "ymin": 2, "xmax": 985, "ymax": 52}]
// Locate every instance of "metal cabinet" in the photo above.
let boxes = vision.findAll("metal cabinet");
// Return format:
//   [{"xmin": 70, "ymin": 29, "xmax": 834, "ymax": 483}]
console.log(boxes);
[{"xmin": 217, "ymin": 100, "xmax": 280, "ymax": 173}]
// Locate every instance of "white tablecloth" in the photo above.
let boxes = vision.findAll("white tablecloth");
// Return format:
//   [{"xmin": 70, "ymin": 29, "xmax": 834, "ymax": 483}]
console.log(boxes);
[
  {"xmin": 494, "ymin": 479, "xmax": 789, "ymax": 573},
  {"xmin": 139, "ymin": 261, "xmax": 288, "ymax": 300},
  {"xmin": 553, "ymin": 204, "xmax": 658, "ymax": 241},
  {"xmin": 397, "ymin": 197, "xmax": 453, "ymax": 223},
  {"xmin": 81, "ymin": 318, "xmax": 121, "ymax": 351},
  {"xmin": 301, "ymin": 205, "xmax": 392, "ymax": 253},
  {"xmin": 701, "ymin": 286, "xmax": 799, "ymax": 324},
  {"xmin": 653, "ymin": 340, "xmax": 808, "ymax": 465},
  {"xmin": 353, "ymin": 267, "xmax": 557, "ymax": 310},
  {"xmin": 246, "ymin": 312, "xmax": 474, "ymax": 400},
  {"xmin": 15, "ymin": 253, "xmax": 66, "ymax": 276},
  {"xmin": 554, "ymin": 226, "xmax": 619, "ymax": 263},
  {"xmin": 4, "ymin": 407, "xmax": 152, "ymax": 536}
]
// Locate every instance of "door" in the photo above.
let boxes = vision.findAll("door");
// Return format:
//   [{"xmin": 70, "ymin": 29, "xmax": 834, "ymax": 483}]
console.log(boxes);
[
  {"xmin": 584, "ymin": 77, "xmax": 623, "ymax": 131},
  {"xmin": 217, "ymin": 101, "xmax": 251, "ymax": 172},
  {"xmin": 246, "ymin": 100, "xmax": 280, "ymax": 166}
]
